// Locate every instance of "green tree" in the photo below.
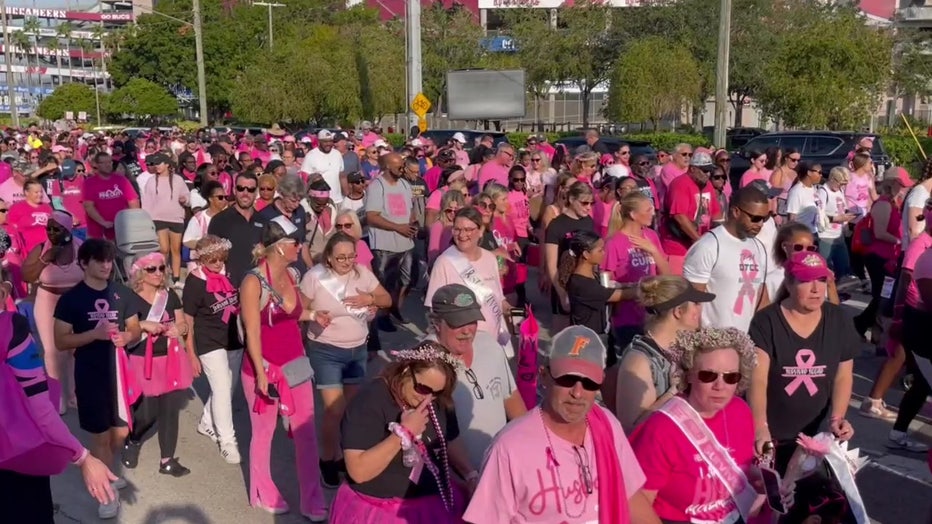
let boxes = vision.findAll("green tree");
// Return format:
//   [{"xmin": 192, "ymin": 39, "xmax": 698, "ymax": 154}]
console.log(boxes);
[
  {"xmin": 10, "ymin": 31, "xmax": 32, "ymax": 94},
  {"xmin": 338, "ymin": 9, "xmax": 405, "ymax": 122},
  {"xmin": 36, "ymin": 83, "xmax": 100, "ymax": 121},
  {"xmin": 420, "ymin": 3, "xmax": 485, "ymax": 113},
  {"xmin": 23, "ymin": 18, "xmax": 41, "ymax": 89},
  {"xmin": 107, "ymin": 78, "xmax": 179, "ymax": 118},
  {"xmin": 606, "ymin": 37, "xmax": 702, "ymax": 130},
  {"xmin": 502, "ymin": 10, "xmax": 558, "ymax": 129},
  {"xmin": 891, "ymin": 29, "xmax": 932, "ymax": 102},
  {"xmin": 56, "ymin": 22, "xmax": 75, "ymax": 84}
]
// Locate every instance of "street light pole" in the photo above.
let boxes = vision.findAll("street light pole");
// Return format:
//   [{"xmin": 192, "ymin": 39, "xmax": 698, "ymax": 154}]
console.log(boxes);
[
  {"xmin": 405, "ymin": 0, "xmax": 421, "ymax": 132},
  {"xmin": 713, "ymin": 0, "xmax": 731, "ymax": 149},
  {"xmin": 253, "ymin": 2, "xmax": 285, "ymax": 50},
  {"xmin": 0, "ymin": 0, "xmax": 20, "ymax": 127},
  {"xmin": 191, "ymin": 0, "xmax": 208, "ymax": 126}
]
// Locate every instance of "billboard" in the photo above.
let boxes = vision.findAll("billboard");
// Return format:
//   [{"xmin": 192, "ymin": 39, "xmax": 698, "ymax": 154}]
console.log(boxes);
[{"xmin": 446, "ymin": 69, "xmax": 526, "ymax": 120}]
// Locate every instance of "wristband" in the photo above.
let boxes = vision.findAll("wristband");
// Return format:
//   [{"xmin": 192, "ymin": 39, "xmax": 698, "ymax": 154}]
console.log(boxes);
[
  {"xmin": 73, "ymin": 448, "xmax": 89, "ymax": 467},
  {"xmin": 388, "ymin": 422, "xmax": 414, "ymax": 450}
]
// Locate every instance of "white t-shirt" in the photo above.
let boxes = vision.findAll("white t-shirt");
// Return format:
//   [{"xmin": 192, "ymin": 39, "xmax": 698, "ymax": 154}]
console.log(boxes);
[
  {"xmin": 902, "ymin": 184, "xmax": 930, "ymax": 251},
  {"xmin": 817, "ymin": 185, "xmax": 847, "ymax": 240},
  {"xmin": 785, "ymin": 183, "xmax": 819, "ymax": 233},
  {"xmin": 299, "ymin": 147, "xmax": 345, "ymax": 203},
  {"xmin": 683, "ymin": 225, "xmax": 768, "ymax": 332}
]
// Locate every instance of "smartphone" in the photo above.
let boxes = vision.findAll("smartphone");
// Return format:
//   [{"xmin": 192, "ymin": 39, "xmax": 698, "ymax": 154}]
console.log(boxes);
[
  {"xmin": 756, "ymin": 466, "xmax": 787, "ymax": 514},
  {"xmin": 509, "ymin": 308, "xmax": 527, "ymax": 323},
  {"xmin": 267, "ymin": 383, "xmax": 280, "ymax": 399}
]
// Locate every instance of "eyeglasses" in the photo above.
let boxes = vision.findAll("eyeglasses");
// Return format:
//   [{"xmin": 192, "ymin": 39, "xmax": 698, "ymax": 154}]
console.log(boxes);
[
  {"xmin": 334, "ymin": 223, "xmax": 353, "ymax": 230},
  {"xmin": 453, "ymin": 226, "xmax": 479, "ymax": 235},
  {"xmin": 737, "ymin": 207, "xmax": 769, "ymax": 223},
  {"xmin": 333, "ymin": 254, "xmax": 357, "ymax": 263},
  {"xmin": 572, "ymin": 446, "xmax": 594, "ymax": 495},
  {"xmin": 790, "ymin": 243, "xmax": 818, "ymax": 252},
  {"xmin": 464, "ymin": 368, "xmax": 485, "ymax": 400},
  {"xmin": 410, "ymin": 368, "xmax": 443, "ymax": 396},
  {"xmin": 143, "ymin": 265, "xmax": 166, "ymax": 274},
  {"xmin": 551, "ymin": 372, "xmax": 601, "ymax": 392},
  {"xmin": 711, "ymin": 175, "xmax": 728, "ymax": 180},
  {"xmin": 696, "ymin": 370, "xmax": 742, "ymax": 385},
  {"xmin": 236, "ymin": 185, "xmax": 257, "ymax": 193},
  {"xmin": 259, "ymin": 186, "xmax": 275, "ymax": 192}
]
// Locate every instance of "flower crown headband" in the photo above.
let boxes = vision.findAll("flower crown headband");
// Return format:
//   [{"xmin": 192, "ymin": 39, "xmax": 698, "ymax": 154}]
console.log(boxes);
[
  {"xmin": 391, "ymin": 341, "xmax": 464, "ymax": 372},
  {"xmin": 670, "ymin": 327, "xmax": 758, "ymax": 369},
  {"xmin": 198, "ymin": 238, "xmax": 232, "ymax": 258}
]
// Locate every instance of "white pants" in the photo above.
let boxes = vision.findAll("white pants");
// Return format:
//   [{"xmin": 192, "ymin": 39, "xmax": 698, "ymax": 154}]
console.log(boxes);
[{"xmin": 198, "ymin": 348, "xmax": 242, "ymax": 445}]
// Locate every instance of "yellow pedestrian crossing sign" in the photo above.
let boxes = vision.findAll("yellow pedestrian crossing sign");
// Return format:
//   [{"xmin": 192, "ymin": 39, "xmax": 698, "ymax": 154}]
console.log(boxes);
[{"xmin": 411, "ymin": 93, "xmax": 431, "ymax": 117}]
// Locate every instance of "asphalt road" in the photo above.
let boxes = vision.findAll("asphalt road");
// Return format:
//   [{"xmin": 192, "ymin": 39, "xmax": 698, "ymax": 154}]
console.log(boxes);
[{"xmin": 49, "ymin": 275, "xmax": 932, "ymax": 524}]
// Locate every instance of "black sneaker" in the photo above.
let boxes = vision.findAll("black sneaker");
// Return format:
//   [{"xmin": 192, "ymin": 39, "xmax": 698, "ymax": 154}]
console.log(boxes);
[
  {"xmin": 158, "ymin": 458, "xmax": 191, "ymax": 478},
  {"xmin": 320, "ymin": 459, "xmax": 340, "ymax": 489},
  {"xmin": 121, "ymin": 440, "xmax": 142, "ymax": 469},
  {"xmin": 377, "ymin": 315, "xmax": 397, "ymax": 333}
]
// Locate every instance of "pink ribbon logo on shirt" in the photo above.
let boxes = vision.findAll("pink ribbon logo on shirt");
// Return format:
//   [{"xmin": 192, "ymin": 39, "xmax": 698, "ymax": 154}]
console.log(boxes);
[
  {"xmin": 782, "ymin": 349, "xmax": 826, "ymax": 396},
  {"xmin": 732, "ymin": 249, "xmax": 759, "ymax": 315},
  {"xmin": 213, "ymin": 293, "xmax": 237, "ymax": 324}
]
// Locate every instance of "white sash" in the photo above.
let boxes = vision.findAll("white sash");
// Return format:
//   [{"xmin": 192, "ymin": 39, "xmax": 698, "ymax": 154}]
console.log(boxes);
[
  {"xmin": 445, "ymin": 247, "xmax": 514, "ymax": 357},
  {"xmin": 308, "ymin": 264, "xmax": 372, "ymax": 324},
  {"xmin": 658, "ymin": 396, "xmax": 758, "ymax": 523},
  {"xmin": 139, "ymin": 289, "xmax": 169, "ymax": 342}
]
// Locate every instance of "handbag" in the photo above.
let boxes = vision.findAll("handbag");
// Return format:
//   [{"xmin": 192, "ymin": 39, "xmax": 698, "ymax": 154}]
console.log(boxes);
[{"xmin": 275, "ymin": 356, "xmax": 314, "ymax": 388}]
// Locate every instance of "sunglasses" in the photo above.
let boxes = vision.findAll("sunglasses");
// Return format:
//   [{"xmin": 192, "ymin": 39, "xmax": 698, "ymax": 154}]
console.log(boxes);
[
  {"xmin": 443, "ymin": 208, "xmax": 457, "ymax": 215},
  {"xmin": 577, "ymin": 200, "xmax": 594, "ymax": 207},
  {"xmin": 236, "ymin": 185, "xmax": 257, "ymax": 193},
  {"xmin": 143, "ymin": 265, "xmax": 166, "ymax": 274},
  {"xmin": 737, "ymin": 207, "xmax": 768, "ymax": 223},
  {"xmin": 696, "ymin": 370, "xmax": 742, "ymax": 385},
  {"xmin": 511, "ymin": 177, "xmax": 526, "ymax": 182},
  {"xmin": 637, "ymin": 161, "xmax": 651, "ymax": 166},
  {"xmin": 477, "ymin": 201, "xmax": 495, "ymax": 210},
  {"xmin": 809, "ymin": 169, "xmax": 823, "ymax": 175},
  {"xmin": 679, "ymin": 152, "xmax": 693, "ymax": 158},
  {"xmin": 551, "ymin": 372, "xmax": 601, "ymax": 392},
  {"xmin": 790, "ymin": 243, "xmax": 818, "ymax": 252},
  {"xmin": 209, "ymin": 194, "xmax": 226, "ymax": 200},
  {"xmin": 619, "ymin": 151, "xmax": 631, "ymax": 156},
  {"xmin": 711, "ymin": 174, "xmax": 727, "ymax": 180},
  {"xmin": 410, "ymin": 368, "xmax": 443, "ymax": 396},
  {"xmin": 788, "ymin": 157, "xmax": 801, "ymax": 162},
  {"xmin": 531, "ymin": 158, "xmax": 542, "ymax": 162},
  {"xmin": 259, "ymin": 187, "xmax": 275, "ymax": 191},
  {"xmin": 334, "ymin": 223, "xmax": 353, "ymax": 230}
]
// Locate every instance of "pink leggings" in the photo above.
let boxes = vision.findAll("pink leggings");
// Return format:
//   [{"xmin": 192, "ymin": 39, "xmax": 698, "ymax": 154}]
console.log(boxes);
[
  {"xmin": 35, "ymin": 288, "xmax": 75, "ymax": 411},
  {"xmin": 241, "ymin": 370, "xmax": 326, "ymax": 515}
]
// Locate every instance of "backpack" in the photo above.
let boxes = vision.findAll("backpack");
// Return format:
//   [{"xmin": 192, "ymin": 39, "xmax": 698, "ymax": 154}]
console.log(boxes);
[
  {"xmin": 619, "ymin": 334, "xmax": 672, "ymax": 395},
  {"xmin": 0, "ymin": 312, "xmax": 73, "ymax": 476}
]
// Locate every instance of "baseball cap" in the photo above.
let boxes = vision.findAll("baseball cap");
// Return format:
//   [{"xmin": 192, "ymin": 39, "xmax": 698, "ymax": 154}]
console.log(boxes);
[
  {"xmin": 430, "ymin": 284, "xmax": 485, "ymax": 328},
  {"xmin": 883, "ymin": 166, "xmax": 914, "ymax": 188},
  {"xmin": 317, "ymin": 130, "xmax": 334, "ymax": 141},
  {"xmin": 747, "ymin": 178, "xmax": 784, "ymax": 199},
  {"xmin": 689, "ymin": 151, "xmax": 716, "ymax": 171},
  {"xmin": 59, "ymin": 159, "xmax": 77, "ymax": 179},
  {"xmin": 548, "ymin": 326, "xmax": 608, "ymax": 385},
  {"xmin": 452, "ymin": 132, "xmax": 467, "ymax": 144},
  {"xmin": 361, "ymin": 121, "xmax": 373, "ymax": 130},
  {"xmin": 347, "ymin": 172, "xmax": 366, "ymax": 184},
  {"xmin": 146, "ymin": 153, "xmax": 170, "ymax": 166},
  {"xmin": 785, "ymin": 251, "xmax": 832, "ymax": 282},
  {"xmin": 333, "ymin": 132, "xmax": 348, "ymax": 143},
  {"xmin": 12, "ymin": 157, "xmax": 33, "ymax": 175}
]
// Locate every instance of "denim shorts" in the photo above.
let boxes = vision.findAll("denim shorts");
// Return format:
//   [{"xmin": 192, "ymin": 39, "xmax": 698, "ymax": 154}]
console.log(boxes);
[{"xmin": 307, "ymin": 341, "xmax": 367, "ymax": 389}]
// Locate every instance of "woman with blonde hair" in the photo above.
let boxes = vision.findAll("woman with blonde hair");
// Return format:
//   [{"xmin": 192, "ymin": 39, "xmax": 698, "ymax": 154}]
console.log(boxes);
[
  {"xmin": 428, "ymin": 190, "xmax": 466, "ymax": 267},
  {"xmin": 606, "ymin": 275, "xmax": 713, "ymax": 432},
  {"xmin": 485, "ymin": 182, "xmax": 522, "ymax": 294},
  {"xmin": 255, "ymin": 174, "xmax": 277, "ymax": 212},
  {"xmin": 570, "ymin": 151, "xmax": 600, "ymax": 185},
  {"xmin": 334, "ymin": 209, "xmax": 374, "ymax": 269},
  {"xmin": 121, "ymin": 251, "xmax": 193, "ymax": 477},
  {"xmin": 239, "ymin": 217, "xmax": 328, "ymax": 519}
]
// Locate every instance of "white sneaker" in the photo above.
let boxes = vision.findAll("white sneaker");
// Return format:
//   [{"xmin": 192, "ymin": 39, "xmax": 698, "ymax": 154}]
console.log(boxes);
[
  {"xmin": 859, "ymin": 397, "xmax": 897, "ymax": 420},
  {"xmin": 220, "ymin": 441, "xmax": 241, "ymax": 465},
  {"xmin": 887, "ymin": 429, "xmax": 930, "ymax": 452},
  {"xmin": 111, "ymin": 477, "xmax": 128, "ymax": 490},
  {"xmin": 197, "ymin": 423, "xmax": 219, "ymax": 443},
  {"xmin": 98, "ymin": 498, "xmax": 120, "ymax": 519}
]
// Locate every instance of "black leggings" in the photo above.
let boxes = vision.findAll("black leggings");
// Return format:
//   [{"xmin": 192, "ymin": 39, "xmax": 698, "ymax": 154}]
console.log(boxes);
[
  {"xmin": 854, "ymin": 253, "xmax": 888, "ymax": 335},
  {"xmin": 895, "ymin": 307, "xmax": 932, "ymax": 432},
  {"xmin": 129, "ymin": 389, "xmax": 187, "ymax": 459}
]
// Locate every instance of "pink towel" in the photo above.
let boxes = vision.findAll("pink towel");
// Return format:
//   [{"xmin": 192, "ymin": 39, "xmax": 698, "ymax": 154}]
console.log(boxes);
[{"xmin": 589, "ymin": 406, "xmax": 630, "ymax": 524}]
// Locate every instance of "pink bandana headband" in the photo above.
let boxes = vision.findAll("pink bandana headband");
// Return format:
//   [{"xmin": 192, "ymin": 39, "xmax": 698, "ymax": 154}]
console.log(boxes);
[
  {"xmin": 131, "ymin": 252, "xmax": 165, "ymax": 276},
  {"xmin": 308, "ymin": 190, "xmax": 330, "ymax": 199}
]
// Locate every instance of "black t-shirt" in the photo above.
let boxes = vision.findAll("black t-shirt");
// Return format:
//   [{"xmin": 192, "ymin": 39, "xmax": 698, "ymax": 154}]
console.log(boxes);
[
  {"xmin": 182, "ymin": 274, "xmax": 242, "ymax": 354},
  {"xmin": 54, "ymin": 281, "xmax": 138, "ymax": 365},
  {"xmin": 748, "ymin": 302, "xmax": 860, "ymax": 441},
  {"xmin": 341, "ymin": 379, "xmax": 460, "ymax": 500},
  {"xmin": 545, "ymin": 214, "xmax": 596, "ymax": 261},
  {"xmin": 207, "ymin": 206, "xmax": 265, "ymax": 287},
  {"xmin": 126, "ymin": 290, "xmax": 182, "ymax": 357},
  {"xmin": 566, "ymin": 273, "xmax": 613, "ymax": 333}
]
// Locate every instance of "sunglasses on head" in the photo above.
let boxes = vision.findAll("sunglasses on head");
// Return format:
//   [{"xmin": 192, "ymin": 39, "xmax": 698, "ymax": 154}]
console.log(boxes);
[
  {"xmin": 551, "ymin": 372, "xmax": 601, "ymax": 391},
  {"xmin": 143, "ymin": 265, "xmax": 166, "ymax": 274},
  {"xmin": 236, "ymin": 185, "xmax": 257, "ymax": 193},
  {"xmin": 791, "ymin": 243, "xmax": 818, "ymax": 252},
  {"xmin": 696, "ymin": 370, "xmax": 742, "ymax": 385},
  {"xmin": 410, "ymin": 368, "xmax": 443, "ymax": 396}
]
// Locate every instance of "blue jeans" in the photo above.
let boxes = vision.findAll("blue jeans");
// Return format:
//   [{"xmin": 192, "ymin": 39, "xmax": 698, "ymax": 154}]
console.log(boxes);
[
  {"xmin": 818, "ymin": 235, "xmax": 850, "ymax": 279},
  {"xmin": 306, "ymin": 341, "xmax": 367, "ymax": 389}
]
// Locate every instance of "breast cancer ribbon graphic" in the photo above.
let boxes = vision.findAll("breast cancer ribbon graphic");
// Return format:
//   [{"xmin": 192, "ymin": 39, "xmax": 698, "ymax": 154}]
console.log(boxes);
[
  {"xmin": 733, "ymin": 249, "xmax": 759, "ymax": 315},
  {"xmin": 214, "ymin": 292, "xmax": 237, "ymax": 324},
  {"xmin": 784, "ymin": 349, "xmax": 819, "ymax": 396},
  {"xmin": 94, "ymin": 299, "xmax": 111, "ymax": 327}
]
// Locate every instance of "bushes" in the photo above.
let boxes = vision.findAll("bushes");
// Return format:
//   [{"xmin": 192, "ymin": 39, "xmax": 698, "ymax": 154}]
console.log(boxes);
[
  {"xmin": 880, "ymin": 134, "xmax": 931, "ymax": 177},
  {"xmin": 623, "ymin": 132, "xmax": 710, "ymax": 151}
]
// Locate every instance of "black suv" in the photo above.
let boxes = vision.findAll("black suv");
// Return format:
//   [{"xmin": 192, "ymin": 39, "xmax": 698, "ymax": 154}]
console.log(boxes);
[
  {"xmin": 727, "ymin": 131, "xmax": 891, "ymax": 188},
  {"xmin": 419, "ymin": 130, "xmax": 509, "ymax": 150},
  {"xmin": 554, "ymin": 136, "xmax": 657, "ymax": 161}
]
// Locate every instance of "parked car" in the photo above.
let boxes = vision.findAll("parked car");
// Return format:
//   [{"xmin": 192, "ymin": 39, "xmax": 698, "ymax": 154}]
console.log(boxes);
[
  {"xmin": 727, "ymin": 131, "xmax": 891, "ymax": 189},
  {"xmin": 419, "ymin": 129, "xmax": 509, "ymax": 150},
  {"xmin": 701, "ymin": 126, "xmax": 768, "ymax": 150},
  {"xmin": 120, "ymin": 127, "xmax": 174, "ymax": 139},
  {"xmin": 554, "ymin": 136, "xmax": 657, "ymax": 161}
]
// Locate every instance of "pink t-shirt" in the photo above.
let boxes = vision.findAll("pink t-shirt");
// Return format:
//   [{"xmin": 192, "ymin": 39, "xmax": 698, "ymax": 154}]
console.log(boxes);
[
  {"xmin": 463, "ymin": 406, "xmax": 646, "ymax": 524},
  {"xmin": 912, "ymin": 249, "xmax": 932, "ymax": 310},
  {"xmin": 0, "ymin": 163, "xmax": 11, "ymax": 185},
  {"xmin": 631, "ymin": 397, "xmax": 755, "ymax": 523},
  {"xmin": 591, "ymin": 198, "xmax": 613, "ymax": 237},
  {"xmin": 661, "ymin": 175, "xmax": 720, "ymax": 256},
  {"xmin": 0, "ymin": 179, "xmax": 50, "ymax": 206},
  {"xmin": 7, "ymin": 201, "xmax": 53, "ymax": 256},
  {"xmin": 507, "ymin": 190, "xmax": 530, "ymax": 238},
  {"xmin": 428, "ymin": 221, "xmax": 453, "ymax": 266},
  {"xmin": 425, "ymin": 247, "xmax": 504, "ymax": 343},
  {"xmin": 141, "ymin": 175, "xmax": 190, "ymax": 224},
  {"xmin": 426, "ymin": 185, "xmax": 447, "ymax": 212},
  {"xmin": 299, "ymin": 265, "xmax": 380, "ymax": 348},
  {"xmin": 356, "ymin": 239, "xmax": 373, "ymax": 270},
  {"xmin": 604, "ymin": 228, "xmax": 664, "ymax": 327},
  {"xmin": 47, "ymin": 176, "xmax": 86, "ymax": 227},
  {"xmin": 478, "ymin": 162, "xmax": 510, "ymax": 189},
  {"xmin": 82, "ymin": 174, "xmax": 139, "ymax": 240},
  {"xmin": 904, "ymin": 232, "xmax": 932, "ymax": 309},
  {"xmin": 739, "ymin": 169, "xmax": 769, "ymax": 188},
  {"xmin": 424, "ymin": 166, "xmax": 443, "ymax": 194},
  {"xmin": 658, "ymin": 162, "xmax": 688, "ymax": 203}
]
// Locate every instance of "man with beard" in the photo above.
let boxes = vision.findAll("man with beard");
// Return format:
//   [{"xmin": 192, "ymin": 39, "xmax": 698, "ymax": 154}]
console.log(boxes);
[
  {"xmin": 627, "ymin": 154, "xmax": 661, "ymax": 212},
  {"xmin": 207, "ymin": 172, "xmax": 262, "ymax": 286},
  {"xmin": 300, "ymin": 130, "xmax": 345, "ymax": 205},
  {"xmin": 303, "ymin": 178, "xmax": 337, "ymax": 265},
  {"xmin": 424, "ymin": 284, "xmax": 526, "ymax": 470},
  {"xmin": 660, "ymin": 151, "xmax": 722, "ymax": 274},
  {"xmin": 683, "ymin": 185, "xmax": 771, "ymax": 331},
  {"xmin": 464, "ymin": 325, "xmax": 659, "ymax": 524}
]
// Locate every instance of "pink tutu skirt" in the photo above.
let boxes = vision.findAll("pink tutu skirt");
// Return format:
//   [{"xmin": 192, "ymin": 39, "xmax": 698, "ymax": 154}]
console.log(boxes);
[
  {"xmin": 128, "ymin": 353, "xmax": 193, "ymax": 397},
  {"xmin": 329, "ymin": 483, "xmax": 466, "ymax": 524}
]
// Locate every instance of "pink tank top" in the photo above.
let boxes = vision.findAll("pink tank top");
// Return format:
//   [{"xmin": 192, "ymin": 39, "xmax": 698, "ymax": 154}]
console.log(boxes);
[
  {"xmin": 244, "ymin": 263, "xmax": 305, "ymax": 375},
  {"xmin": 38, "ymin": 241, "xmax": 84, "ymax": 288}
]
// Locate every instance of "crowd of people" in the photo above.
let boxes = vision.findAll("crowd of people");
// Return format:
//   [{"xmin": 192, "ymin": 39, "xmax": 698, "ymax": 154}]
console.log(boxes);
[{"xmin": 0, "ymin": 122, "xmax": 926, "ymax": 523}]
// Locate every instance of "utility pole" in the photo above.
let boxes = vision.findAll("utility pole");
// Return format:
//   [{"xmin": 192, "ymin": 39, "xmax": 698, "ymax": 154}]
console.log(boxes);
[
  {"xmin": 0, "ymin": 0, "xmax": 19, "ymax": 127},
  {"xmin": 192, "ymin": 0, "xmax": 208, "ymax": 126},
  {"xmin": 253, "ymin": 2, "xmax": 285, "ymax": 50},
  {"xmin": 405, "ymin": 0, "xmax": 421, "ymax": 132},
  {"xmin": 713, "ymin": 0, "xmax": 731, "ymax": 149}
]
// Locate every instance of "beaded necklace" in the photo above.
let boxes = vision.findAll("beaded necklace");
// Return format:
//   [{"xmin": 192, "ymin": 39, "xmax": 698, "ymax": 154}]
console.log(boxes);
[
  {"xmin": 538, "ymin": 408, "xmax": 590, "ymax": 520},
  {"xmin": 400, "ymin": 399, "xmax": 456, "ymax": 512}
]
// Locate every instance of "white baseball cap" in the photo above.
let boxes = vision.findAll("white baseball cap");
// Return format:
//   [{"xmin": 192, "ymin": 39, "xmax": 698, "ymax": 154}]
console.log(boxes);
[
  {"xmin": 410, "ymin": 138, "xmax": 423, "ymax": 147},
  {"xmin": 452, "ymin": 132, "xmax": 467, "ymax": 144},
  {"xmin": 317, "ymin": 130, "xmax": 334, "ymax": 141}
]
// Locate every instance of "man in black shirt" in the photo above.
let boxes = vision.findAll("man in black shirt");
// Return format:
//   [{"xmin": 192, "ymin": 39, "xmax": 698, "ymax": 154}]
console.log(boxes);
[{"xmin": 207, "ymin": 173, "xmax": 262, "ymax": 286}]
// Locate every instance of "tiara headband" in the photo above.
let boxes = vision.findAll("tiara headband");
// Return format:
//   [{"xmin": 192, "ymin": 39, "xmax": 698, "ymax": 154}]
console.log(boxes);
[
  {"xmin": 391, "ymin": 343, "xmax": 464, "ymax": 372},
  {"xmin": 198, "ymin": 238, "xmax": 232, "ymax": 258}
]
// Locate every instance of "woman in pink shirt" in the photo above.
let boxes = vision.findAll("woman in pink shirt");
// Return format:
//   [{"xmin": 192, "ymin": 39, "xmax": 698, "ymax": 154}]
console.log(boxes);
[
  {"xmin": 299, "ymin": 232, "xmax": 391, "ymax": 488},
  {"xmin": 428, "ymin": 190, "xmax": 465, "ymax": 267},
  {"xmin": 739, "ymin": 149, "xmax": 770, "ymax": 188},
  {"xmin": 8, "ymin": 179, "xmax": 54, "ymax": 256},
  {"xmin": 141, "ymin": 154, "xmax": 190, "ymax": 283},
  {"xmin": 424, "ymin": 171, "xmax": 468, "ymax": 228},
  {"xmin": 486, "ymin": 182, "xmax": 522, "ymax": 296},
  {"xmin": 507, "ymin": 166, "xmax": 532, "ymax": 306}
]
